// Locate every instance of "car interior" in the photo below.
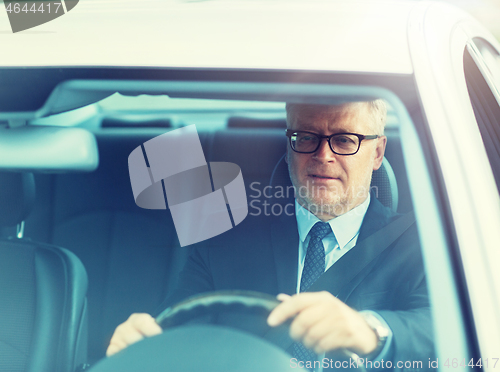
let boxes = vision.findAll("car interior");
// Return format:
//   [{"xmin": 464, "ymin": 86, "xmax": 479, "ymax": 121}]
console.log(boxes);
[
  {"xmin": 0, "ymin": 55, "xmax": 452, "ymax": 372},
  {"xmin": 0, "ymin": 90, "xmax": 415, "ymax": 370}
]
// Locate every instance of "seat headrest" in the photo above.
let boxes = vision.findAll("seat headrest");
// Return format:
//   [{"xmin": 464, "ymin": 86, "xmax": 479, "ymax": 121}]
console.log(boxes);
[
  {"xmin": 0, "ymin": 172, "xmax": 35, "ymax": 227},
  {"xmin": 371, "ymin": 157, "xmax": 398, "ymax": 212},
  {"xmin": 269, "ymin": 155, "xmax": 398, "ymax": 212}
]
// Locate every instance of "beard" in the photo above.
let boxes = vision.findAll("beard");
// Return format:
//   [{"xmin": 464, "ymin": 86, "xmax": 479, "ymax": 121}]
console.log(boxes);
[{"xmin": 289, "ymin": 165, "xmax": 373, "ymax": 219}]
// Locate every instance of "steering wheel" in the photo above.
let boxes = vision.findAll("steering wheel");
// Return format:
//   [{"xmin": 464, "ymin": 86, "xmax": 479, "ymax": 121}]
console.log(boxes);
[
  {"xmin": 89, "ymin": 290, "xmax": 367, "ymax": 372},
  {"xmin": 154, "ymin": 290, "xmax": 368, "ymax": 372},
  {"xmin": 155, "ymin": 290, "xmax": 292, "ymax": 347},
  {"xmin": 88, "ymin": 290, "xmax": 304, "ymax": 372},
  {"xmin": 156, "ymin": 290, "xmax": 365, "ymax": 370},
  {"xmin": 157, "ymin": 290, "xmax": 280, "ymax": 325}
]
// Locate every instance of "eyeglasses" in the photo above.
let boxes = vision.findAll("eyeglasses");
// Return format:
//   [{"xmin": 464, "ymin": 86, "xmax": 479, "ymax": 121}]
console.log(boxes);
[{"xmin": 285, "ymin": 129, "xmax": 379, "ymax": 155}]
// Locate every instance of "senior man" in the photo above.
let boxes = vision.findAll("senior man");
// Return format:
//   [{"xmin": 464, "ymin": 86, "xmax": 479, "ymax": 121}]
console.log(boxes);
[{"xmin": 107, "ymin": 100, "xmax": 434, "ymax": 370}]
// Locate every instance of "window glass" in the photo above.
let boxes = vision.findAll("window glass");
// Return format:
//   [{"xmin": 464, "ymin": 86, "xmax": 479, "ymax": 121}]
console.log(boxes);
[
  {"xmin": 23, "ymin": 90, "xmax": 444, "ymax": 370},
  {"xmin": 464, "ymin": 44, "xmax": 500, "ymax": 192},
  {"xmin": 473, "ymin": 38, "xmax": 500, "ymax": 94}
]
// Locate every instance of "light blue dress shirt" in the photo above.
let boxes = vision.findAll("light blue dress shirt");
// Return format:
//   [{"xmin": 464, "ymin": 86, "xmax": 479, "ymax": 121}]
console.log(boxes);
[{"xmin": 294, "ymin": 194, "xmax": 393, "ymax": 364}]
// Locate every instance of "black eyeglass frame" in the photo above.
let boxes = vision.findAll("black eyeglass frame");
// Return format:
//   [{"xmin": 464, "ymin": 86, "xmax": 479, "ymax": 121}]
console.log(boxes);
[{"xmin": 285, "ymin": 129, "xmax": 380, "ymax": 155}]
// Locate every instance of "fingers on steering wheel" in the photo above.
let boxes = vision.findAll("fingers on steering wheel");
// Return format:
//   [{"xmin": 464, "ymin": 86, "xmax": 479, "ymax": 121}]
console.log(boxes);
[
  {"xmin": 289, "ymin": 303, "xmax": 328, "ymax": 340},
  {"xmin": 301, "ymin": 316, "xmax": 337, "ymax": 352},
  {"xmin": 106, "ymin": 343, "xmax": 123, "ymax": 357},
  {"xmin": 129, "ymin": 313, "xmax": 163, "ymax": 337},
  {"xmin": 106, "ymin": 313, "xmax": 162, "ymax": 357},
  {"xmin": 106, "ymin": 333, "xmax": 128, "ymax": 357}
]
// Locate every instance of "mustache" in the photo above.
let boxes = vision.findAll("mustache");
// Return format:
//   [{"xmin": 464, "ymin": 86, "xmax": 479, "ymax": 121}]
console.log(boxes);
[{"xmin": 306, "ymin": 169, "xmax": 341, "ymax": 179}]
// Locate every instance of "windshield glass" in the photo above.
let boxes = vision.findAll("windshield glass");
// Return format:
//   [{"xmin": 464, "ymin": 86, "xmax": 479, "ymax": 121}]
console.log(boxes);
[{"xmin": 14, "ymin": 91, "xmax": 437, "ymax": 372}]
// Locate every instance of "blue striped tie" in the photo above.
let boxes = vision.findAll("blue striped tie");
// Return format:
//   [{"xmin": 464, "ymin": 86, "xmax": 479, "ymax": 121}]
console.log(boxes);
[{"xmin": 292, "ymin": 221, "xmax": 332, "ymax": 368}]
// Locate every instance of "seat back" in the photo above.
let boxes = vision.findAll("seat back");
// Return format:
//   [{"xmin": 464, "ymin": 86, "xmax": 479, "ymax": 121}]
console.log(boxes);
[{"xmin": 0, "ymin": 172, "xmax": 88, "ymax": 372}]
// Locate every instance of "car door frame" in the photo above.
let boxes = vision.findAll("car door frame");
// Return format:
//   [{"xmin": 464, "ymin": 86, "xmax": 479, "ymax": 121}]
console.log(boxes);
[{"xmin": 409, "ymin": 1, "xmax": 500, "ymax": 369}]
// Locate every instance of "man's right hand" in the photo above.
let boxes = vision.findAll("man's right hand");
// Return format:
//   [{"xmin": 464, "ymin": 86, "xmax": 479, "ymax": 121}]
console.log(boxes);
[{"xmin": 106, "ymin": 313, "xmax": 163, "ymax": 357}]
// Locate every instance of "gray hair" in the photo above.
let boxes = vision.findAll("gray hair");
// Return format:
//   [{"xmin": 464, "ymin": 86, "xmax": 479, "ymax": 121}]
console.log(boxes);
[
  {"xmin": 367, "ymin": 99, "xmax": 387, "ymax": 136},
  {"xmin": 286, "ymin": 99, "xmax": 387, "ymax": 135}
]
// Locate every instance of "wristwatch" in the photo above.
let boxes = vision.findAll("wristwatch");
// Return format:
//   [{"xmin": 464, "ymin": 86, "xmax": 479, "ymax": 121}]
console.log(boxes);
[{"xmin": 359, "ymin": 312, "xmax": 390, "ymax": 359}]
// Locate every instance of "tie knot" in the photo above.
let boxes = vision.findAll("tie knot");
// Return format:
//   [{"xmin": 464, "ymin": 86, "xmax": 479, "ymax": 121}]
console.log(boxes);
[{"xmin": 309, "ymin": 221, "xmax": 331, "ymax": 241}]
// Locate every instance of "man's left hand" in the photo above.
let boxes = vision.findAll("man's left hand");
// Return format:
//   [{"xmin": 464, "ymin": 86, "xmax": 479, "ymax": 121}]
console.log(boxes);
[{"xmin": 267, "ymin": 291, "xmax": 378, "ymax": 355}]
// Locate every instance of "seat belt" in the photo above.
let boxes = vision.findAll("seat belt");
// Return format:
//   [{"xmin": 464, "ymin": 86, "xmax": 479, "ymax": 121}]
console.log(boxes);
[{"xmin": 264, "ymin": 211, "xmax": 416, "ymax": 349}]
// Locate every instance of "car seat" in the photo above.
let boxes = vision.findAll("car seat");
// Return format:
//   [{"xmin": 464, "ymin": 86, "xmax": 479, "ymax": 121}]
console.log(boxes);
[{"xmin": 0, "ymin": 172, "xmax": 89, "ymax": 372}]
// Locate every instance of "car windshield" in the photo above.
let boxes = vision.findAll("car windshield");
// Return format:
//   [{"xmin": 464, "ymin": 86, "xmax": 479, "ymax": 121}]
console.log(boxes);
[{"xmin": 1, "ymin": 83, "xmax": 440, "ymax": 372}]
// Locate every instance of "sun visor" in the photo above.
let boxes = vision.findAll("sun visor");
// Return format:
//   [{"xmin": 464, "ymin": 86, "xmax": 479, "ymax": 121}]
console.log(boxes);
[
  {"xmin": 0, "ymin": 126, "xmax": 98, "ymax": 172},
  {"xmin": 0, "ymin": 68, "xmax": 113, "ymax": 119}
]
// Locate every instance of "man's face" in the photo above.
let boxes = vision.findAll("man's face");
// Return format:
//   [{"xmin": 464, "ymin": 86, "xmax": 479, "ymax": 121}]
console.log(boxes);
[{"xmin": 286, "ymin": 102, "xmax": 387, "ymax": 221}]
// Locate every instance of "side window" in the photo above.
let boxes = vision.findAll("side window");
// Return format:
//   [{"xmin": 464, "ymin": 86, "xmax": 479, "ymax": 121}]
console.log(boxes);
[
  {"xmin": 463, "ymin": 41, "xmax": 500, "ymax": 192},
  {"xmin": 473, "ymin": 38, "xmax": 500, "ymax": 92}
]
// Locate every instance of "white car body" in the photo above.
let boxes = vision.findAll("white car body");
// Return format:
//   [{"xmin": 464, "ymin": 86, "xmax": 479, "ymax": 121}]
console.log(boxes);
[{"xmin": 1, "ymin": 1, "xmax": 499, "ymax": 370}]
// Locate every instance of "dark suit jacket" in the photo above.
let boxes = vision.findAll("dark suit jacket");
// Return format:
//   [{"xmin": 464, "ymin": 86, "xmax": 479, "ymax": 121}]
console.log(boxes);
[{"xmin": 160, "ymin": 196, "xmax": 435, "ymax": 370}]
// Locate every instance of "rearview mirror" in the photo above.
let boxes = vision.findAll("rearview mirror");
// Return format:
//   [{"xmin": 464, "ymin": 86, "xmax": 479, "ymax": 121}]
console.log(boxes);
[{"xmin": 0, "ymin": 126, "xmax": 99, "ymax": 172}]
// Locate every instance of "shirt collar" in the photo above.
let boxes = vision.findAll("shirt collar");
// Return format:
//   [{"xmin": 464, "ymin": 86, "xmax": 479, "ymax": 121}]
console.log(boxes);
[{"xmin": 295, "ymin": 193, "xmax": 371, "ymax": 249}]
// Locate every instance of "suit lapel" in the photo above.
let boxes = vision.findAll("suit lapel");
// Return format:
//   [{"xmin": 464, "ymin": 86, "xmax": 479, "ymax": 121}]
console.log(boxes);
[
  {"xmin": 270, "ymin": 212, "xmax": 299, "ymax": 296},
  {"xmin": 267, "ymin": 196, "xmax": 394, "ymax": 298},
  {"xmin": 357, "ymin": 196, "xmax": 394, "ymax": 242},
  {"xmin": 308, "ymin": 197, "xmax": 395, "ymax": 300}
]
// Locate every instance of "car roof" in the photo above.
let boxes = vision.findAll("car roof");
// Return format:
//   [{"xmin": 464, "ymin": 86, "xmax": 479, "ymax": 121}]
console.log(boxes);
[{"xmin": 0, "ymin": 0, "xmax": 422, "ymax": 74}]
